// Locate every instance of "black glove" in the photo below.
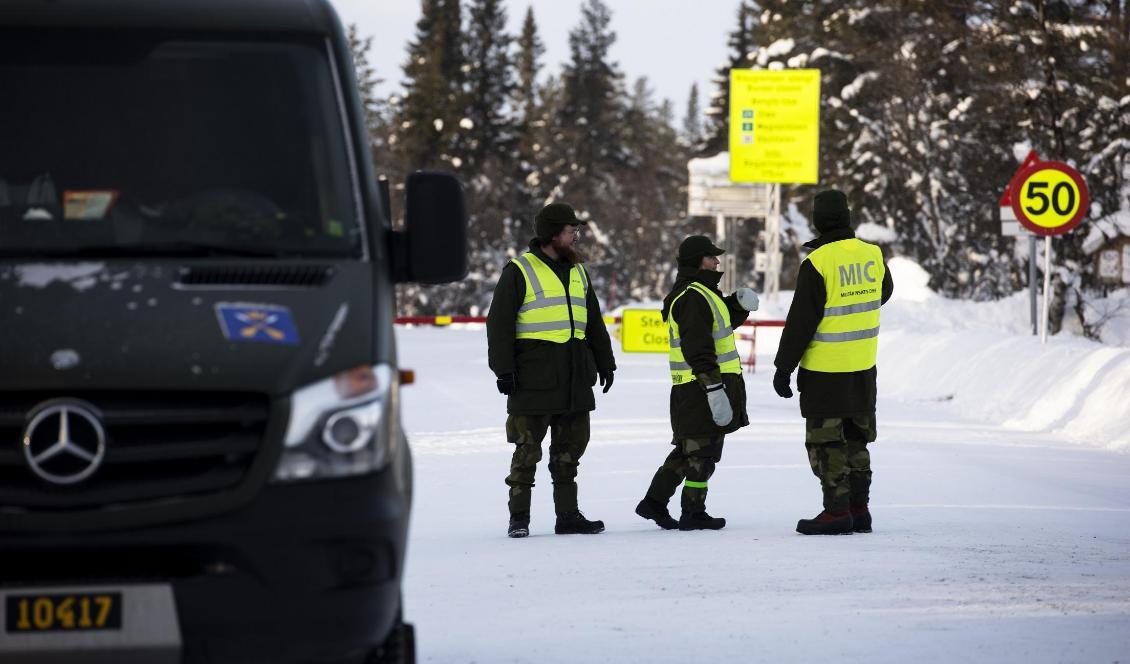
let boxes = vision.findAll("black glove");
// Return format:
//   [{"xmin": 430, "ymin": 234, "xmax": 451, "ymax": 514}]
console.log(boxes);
[
  {"xmin": 773, "ymin": 369, "xmax": 794, "ymax": 399},
  {"xmin": 598, "ymin": 368, "xmax": 614, "ymax": 393},
  {"xmin": 496, "ymin": 373, "xmax": 517, "ymax": 395}
]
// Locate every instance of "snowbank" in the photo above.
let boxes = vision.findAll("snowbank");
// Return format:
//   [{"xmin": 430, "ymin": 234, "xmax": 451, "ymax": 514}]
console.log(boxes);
[{"xmin": 878, "ymin": 258, "xmax": 1130, "ymax": 452}]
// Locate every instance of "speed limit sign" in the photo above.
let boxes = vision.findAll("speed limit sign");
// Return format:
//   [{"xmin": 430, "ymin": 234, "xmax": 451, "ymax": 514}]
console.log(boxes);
[
  {"xmin": 1006, "ymin": 158, "xmax": 1089, "ymax": 345},
  {"xmin": 1009, "ymin": 161, "xmax": 1089, "ymax": 236}
]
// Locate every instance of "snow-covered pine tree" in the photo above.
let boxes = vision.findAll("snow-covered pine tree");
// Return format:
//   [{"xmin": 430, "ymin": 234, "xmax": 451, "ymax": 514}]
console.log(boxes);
[
  {"xmin": 989, "ymin": 0, "xmax": 1129, "ymax": 334},
  {"xmin": 346, "ymin": 24, "xmax": 386, "ymax": 144},
  {"xmin": 509, "ymin": 6, "xmax": 548, "ymax": 244},
  {"xmin": 462, "ymin": 0, "xmax": 513, "ymax": 172},
  {"xmin": 393, "ymin": 0, "xmax": 469, "ymax": 314},
  {"xmin": 395, "ymin": 0, "xmax": 465, "ymax": 173},
  {"xmin": 617, "ymin": 78, "xmax": 690, "ymax": 304},
  {"xmin": 559, "ymin": 0, "xmax": 625, "ymax": 187},
  {"xmin": 455, "ymin": 0, "xmax": 521, "ymax": 315},
  {"xmin": 702, "ymin": 0, "xmax": 760, "ymax": 157},
  {"xmin": 682, "ymin": 83, "xmax": 704, "ymax": 151}
]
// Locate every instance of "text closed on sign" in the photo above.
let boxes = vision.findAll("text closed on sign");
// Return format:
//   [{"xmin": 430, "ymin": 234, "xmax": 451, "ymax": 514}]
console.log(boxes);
[{"xmin": 620, "ymin": 309, "xmax": 669, "ymax": 353}]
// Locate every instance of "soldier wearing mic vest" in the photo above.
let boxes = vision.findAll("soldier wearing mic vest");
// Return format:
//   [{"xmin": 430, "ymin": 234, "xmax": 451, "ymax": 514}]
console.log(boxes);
[
  {"xmin": 773, "ymin": 190, "xmax": 894, "ymax": 535},
  {"xmin": 487, "ymin": 203, "xmax": 616, "ymax": 539},
  {"xmin": 635, "ymin": 235, "xmax": 759, "ymax": 531}
]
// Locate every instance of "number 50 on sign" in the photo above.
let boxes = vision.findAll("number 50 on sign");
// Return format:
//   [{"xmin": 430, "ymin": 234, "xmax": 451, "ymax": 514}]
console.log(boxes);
[{"xmin": 1009, "ymin": 160, "xmax": 1089, "ymax": 236}]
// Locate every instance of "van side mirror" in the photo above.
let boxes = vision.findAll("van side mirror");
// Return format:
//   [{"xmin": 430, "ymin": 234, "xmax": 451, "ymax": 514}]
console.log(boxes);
[{"xmin": 390, "ymin": 171, "xmax": 467, "ymax": 284}]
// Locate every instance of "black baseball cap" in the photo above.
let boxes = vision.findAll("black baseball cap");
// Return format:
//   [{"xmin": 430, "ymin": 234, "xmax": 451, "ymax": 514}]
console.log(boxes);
[{"xmin": 678, "ymin": 235, "xmax": 725, "ymax": 260}]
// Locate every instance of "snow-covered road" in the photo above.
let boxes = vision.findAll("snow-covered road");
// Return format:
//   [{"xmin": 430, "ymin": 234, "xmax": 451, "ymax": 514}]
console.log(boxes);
[{"xmin": 398, "ymin": 326, "xmax": 1130, "ymax": 663}]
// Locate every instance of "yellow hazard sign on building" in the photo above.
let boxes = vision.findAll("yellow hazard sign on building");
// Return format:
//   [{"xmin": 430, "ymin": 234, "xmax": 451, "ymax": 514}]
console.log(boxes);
[
  {"xmin": 729, "ymin": 69, "xmax": 820, "ymax": 184},
  {"xmin": 620, "ymin": 309, "xmax": 668, "ymax": 353}
]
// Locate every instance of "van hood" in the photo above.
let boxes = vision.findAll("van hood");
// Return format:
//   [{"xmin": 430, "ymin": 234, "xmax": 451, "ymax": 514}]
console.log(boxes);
[{"xmin": 0, "ymin": 260, "xmax": 375, "ymax": 395}]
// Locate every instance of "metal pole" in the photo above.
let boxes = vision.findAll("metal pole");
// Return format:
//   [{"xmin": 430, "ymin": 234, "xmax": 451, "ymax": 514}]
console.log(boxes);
[
  {"xmin": 765, "ymin": 183, "xmax": 781, "ymax": 301},
  {"xmin": 1029, "ymin": 235, "xmax": 1038, "ymax": 335},
  {"xmin": 1041, "ymin": 235, "xmax": 1052, "ymax": 344},
  {"xmin": 717, "ymin": 213, "xmax": 734, "ymax": 293}
]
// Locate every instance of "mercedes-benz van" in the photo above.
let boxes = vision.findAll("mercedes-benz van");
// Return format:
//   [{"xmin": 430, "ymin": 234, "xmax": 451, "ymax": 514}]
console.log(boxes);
[{"xmin": 0, "ymin": 2, "xmax": 465, "ymax": 662}]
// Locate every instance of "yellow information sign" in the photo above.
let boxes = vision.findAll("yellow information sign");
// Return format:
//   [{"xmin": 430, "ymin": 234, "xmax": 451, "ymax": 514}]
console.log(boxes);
[
  {"xmin": 620, "ymin": 309, "xmax": 668, "ymax": 354},
  {"xmin": 729, "ymin": 69, "xmax": 820, "ymax": 184}
]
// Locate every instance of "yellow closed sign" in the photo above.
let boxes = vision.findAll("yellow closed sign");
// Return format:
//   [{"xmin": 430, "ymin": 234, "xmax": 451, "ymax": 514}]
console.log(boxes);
[
  {"xmin": 729, "ymin": 68, "xmax": 821, "ymax": 184},
  {"xmin": 620, "ymin": 309, "xmax": 668, "ymax": 353}
]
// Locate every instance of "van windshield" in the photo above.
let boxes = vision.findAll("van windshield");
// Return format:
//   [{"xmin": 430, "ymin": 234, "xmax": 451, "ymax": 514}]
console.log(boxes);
[{"xmin": 0, "ymin": 31, "xmax": 361, "ymax": 258}]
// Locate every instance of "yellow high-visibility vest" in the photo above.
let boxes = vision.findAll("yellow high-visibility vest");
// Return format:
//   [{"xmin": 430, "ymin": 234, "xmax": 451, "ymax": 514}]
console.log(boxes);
[
  {"xmin": 800, "ymin": 238, "xmax": 884, "ymax": 372},
  {"xmin": 667, "ymin": 283, "xmax": 741, "ymax": 384},
  {"xmin": 511, "ymin": 252, "xmax": 588, "ymax": 343}
]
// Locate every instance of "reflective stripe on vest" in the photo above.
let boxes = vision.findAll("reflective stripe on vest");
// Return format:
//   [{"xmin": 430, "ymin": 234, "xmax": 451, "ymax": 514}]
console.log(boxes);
[
  {"xmin": 800, "ymin": 238, "xmax": 884, "ymax": 372},
  {"xmin": 512, "ymin": 252, "xmax": 588, "ymax": 342},
  {"xmin": 667, "ymin": 283, "xmax": 741, "ymax": 384}
]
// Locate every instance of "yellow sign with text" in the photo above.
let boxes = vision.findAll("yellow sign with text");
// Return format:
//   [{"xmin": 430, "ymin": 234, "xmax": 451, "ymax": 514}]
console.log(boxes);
[
  {"xmin": 729, "ymin": 69, "xmax": 820, "ymax": 184},
  {"xmin": 620, "ymin": 309, "xmax": 669, "ymax": 353}
]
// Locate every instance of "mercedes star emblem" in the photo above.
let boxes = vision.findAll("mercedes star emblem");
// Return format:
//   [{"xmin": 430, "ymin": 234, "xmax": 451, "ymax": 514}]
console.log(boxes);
[{"xmin": 22, "ymin": 400, "xmax": 107, "ymax": 485}]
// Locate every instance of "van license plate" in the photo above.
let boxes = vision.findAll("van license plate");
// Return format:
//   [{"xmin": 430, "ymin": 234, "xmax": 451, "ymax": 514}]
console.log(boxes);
[{"xmin": 5, "ymin": 592, "xmax": 123, "ymax": 633}]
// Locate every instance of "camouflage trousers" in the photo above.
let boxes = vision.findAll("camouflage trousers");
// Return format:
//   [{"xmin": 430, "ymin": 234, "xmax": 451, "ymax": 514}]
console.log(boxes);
[
  {"xmin": 805, "ymin": 416, "xmax": 876, "ymax": 513},
  {"xmin": 644, "ymin": 435, "xmax": 725, "ymax": 516},
  {"xmin": 505, "ymin": 412, "xmax": 590, "ymax": 518}
]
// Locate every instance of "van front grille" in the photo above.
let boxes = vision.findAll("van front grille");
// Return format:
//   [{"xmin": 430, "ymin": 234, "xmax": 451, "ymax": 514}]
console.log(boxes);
[
  {"xmin": 177, "ymin": 264, "xmax": 334, "ymax": 287},
  {"xmin": 0, "ymin": 391, "xmax": 270, "ymax": 512}
]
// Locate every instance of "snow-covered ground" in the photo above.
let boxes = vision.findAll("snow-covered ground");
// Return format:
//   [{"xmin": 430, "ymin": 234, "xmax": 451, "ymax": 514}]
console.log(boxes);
[{"xmin": 396, "ymin": 264, "xmax": 1130, "ymax": 663}]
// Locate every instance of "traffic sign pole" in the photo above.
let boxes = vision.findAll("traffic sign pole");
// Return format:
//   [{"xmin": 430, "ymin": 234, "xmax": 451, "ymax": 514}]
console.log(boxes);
[
  {"xmin": 1041, "ymin": 236, "xmax": 1051, "ymax": 344},
  {"xmin": 1029, "ymin": 236, "xmax": 1037, "ymax": 335},
  {"xmin": 1007, "ymin": 159, "xmax": 1088, "ymax": 345}
]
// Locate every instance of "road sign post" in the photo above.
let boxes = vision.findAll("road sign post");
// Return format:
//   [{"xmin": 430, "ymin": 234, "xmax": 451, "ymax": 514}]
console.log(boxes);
[
  {"xmin": 1000, "ymin": 150, "xmax": 1042, "ymax": 334},
  {"xmin": 687, "ymin": 153, "xmax": 774, "ymax": 297},
  {"xmin": 1008, "ymin": 159, "xmax": 1089, "ymax": 344}
]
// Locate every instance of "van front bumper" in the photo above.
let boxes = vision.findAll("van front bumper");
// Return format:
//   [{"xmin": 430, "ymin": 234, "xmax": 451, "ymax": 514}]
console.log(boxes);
[{"xmin": 0, "ymin": 461, "xmax": 412, "ymax": 664}]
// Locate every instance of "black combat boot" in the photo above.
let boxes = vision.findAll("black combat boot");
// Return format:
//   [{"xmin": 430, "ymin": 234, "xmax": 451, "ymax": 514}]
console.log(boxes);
[
  {"xmin": 851, "ymin": 504, "xmax": 872, "ymax": 533},
  {"xmin": 554, "ymin": 510, "xmax": 605, "ymax": 535},
  {"xmin": 677, "ymin": 483, "xmax": 724, "ymax": 530},
  {"xmin": 849, "ymin": 471, "xmax": 872, "ymax": 533},
  {"xmin": 678, "ymin": 512, "xmax": 726, "ymax": 530},
  {"xmin": 796, "ymin": 510, "xmax": 853, "ymax": 535},
  {"xmin": 635, "ymin": 498, "xmax": 679, "ymax": 530},
  {"xmin": 508, "ymin": 513, "xmax": 529, "ymax": 538}
]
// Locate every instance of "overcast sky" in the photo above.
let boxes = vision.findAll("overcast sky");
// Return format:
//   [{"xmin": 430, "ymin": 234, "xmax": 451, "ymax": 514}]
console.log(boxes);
[{"xmin": 330, "ymin": 0, "xmax": 743, "ymax": 114}]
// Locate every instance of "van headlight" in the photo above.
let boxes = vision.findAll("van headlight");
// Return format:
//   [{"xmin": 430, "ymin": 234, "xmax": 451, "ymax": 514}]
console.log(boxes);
[{"xmin": 273, "ymin": 363, "xmax": 400, "ymax": 482}]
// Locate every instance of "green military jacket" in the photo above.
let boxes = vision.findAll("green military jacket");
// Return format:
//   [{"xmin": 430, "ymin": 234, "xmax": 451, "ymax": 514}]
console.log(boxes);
[{"xmin": 486, "ymin": 241, "xmax": 616, "ymax": 415}]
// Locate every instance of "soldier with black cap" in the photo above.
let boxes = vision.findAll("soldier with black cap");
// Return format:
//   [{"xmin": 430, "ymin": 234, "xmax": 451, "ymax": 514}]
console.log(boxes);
[
  {"xmin": 487, "ymin": 202, "xmax": 617, "ymax": 538},
  {"xmin": 635, "ymin": 235, "xmax": 760, "ymax": 531},
  {"xmin": 773, "ymin": 190, "xmax": 894, "ymax": 535}
]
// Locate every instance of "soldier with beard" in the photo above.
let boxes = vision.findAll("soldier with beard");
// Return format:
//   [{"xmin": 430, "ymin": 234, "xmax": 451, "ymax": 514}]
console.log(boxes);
[{"xmin": 487, "ymin": 203, "xmax": 617, "ymax": 538}]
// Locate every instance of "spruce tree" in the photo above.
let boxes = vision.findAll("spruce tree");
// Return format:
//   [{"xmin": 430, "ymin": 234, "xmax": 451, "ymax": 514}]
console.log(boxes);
[
  {"xmin": 396, "ymin": 0, "xmax": 464, "ymax": 172},
  {"xmin": 559, "ymin": 0, "xmax": 624, "ymax": 183},
  {"xmin": 463, "ymin": 0, "xmax": 513, "ymax": 171},
  {"xmin": 514, "ymin": 7, "xmax": 544, "ymax": 127},
  {"xmin": 346, "ymin": 24, "xmax": 385, "ymax": 141},
  {"xmin": 702, "ymin": 0, "xmax": 759, "ymax": 156},
  {"xmin": 618, "ymin": 77, "xmax": 690, "ymax": 303},
  {"xmin": 682, "ymin": 83, "xmax": 703, "ymax": 150},
  {"xmin": 510, "ymin": 7, "xmax": 549, "ymax": 244}
]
